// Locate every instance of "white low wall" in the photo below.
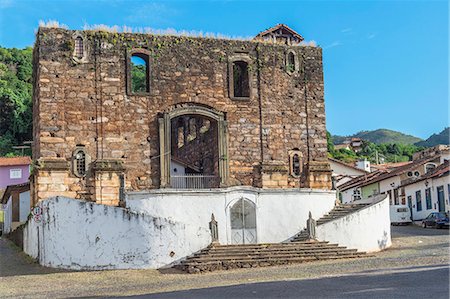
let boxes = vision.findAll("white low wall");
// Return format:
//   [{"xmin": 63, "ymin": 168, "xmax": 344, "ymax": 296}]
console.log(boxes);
[
  {"xmin": 23, "ymin": 196, "xmax": 211, "ymax": 270},
  {"xmin": 126, "ymin": 187, "xmax": 337, "ymax": 244},
  {"xmin": 316, "ymin": 195, "xmax": 391, "ymax": 252}
]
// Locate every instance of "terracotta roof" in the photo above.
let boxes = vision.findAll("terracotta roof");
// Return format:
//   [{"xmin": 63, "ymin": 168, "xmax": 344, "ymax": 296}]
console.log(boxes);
[
  {"xmin": 370, "ymin": 161, "xmax": 412, "ymax": 171},
  {"xmin": 339, "ymin": 156, "xmax": 440, "ymax": 192},
  {"xmin": 0, "ymin": 156, "xmax": 31, "ymax": 167},
  {"xmin": 254, "ymin": 24, "xmax": 304, "ymax": 41}
]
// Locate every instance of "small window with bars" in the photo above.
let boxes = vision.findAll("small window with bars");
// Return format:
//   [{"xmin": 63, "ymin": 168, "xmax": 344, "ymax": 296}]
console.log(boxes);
[
  {"xmin": 75, "ymin": 36, "xmax": 84, "ymax": 59},
  {"xmin": 73, "ymin": 148, "xmax": 87, "ymax": 177}
]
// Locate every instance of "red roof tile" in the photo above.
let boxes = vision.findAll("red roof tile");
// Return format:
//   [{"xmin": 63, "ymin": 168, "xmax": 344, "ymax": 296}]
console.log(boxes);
[{"xmin": 0, "ymin": 156, "xmax": 31, "ymax": 167}]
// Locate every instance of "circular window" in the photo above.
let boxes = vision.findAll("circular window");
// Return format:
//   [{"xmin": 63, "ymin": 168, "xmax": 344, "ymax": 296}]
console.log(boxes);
[
  {"xmin": 407, "ymin": 171, "xmax": 413, "ymax": 177},
  {"xmin": 414, "ymin": 171, "xmax": 420, "ymax": 177}
]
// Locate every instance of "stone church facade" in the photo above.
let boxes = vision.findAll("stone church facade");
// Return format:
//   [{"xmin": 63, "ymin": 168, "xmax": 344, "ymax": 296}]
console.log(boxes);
[{"xmin": 31, "ymin": 24, "xmax": 331, "ymax": 206}]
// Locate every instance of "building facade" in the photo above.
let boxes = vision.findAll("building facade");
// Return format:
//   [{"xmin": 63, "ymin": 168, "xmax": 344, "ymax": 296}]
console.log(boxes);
[{"xmin": 32, "ymin": 25, "xmax": 332, "ymax": 206}]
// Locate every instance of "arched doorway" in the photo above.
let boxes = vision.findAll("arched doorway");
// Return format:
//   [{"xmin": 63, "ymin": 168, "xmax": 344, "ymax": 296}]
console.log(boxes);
[
  {"xmin": 159, "ymin": 105, "xmax": 229, "ymax": 188},
  {"xmin": 230, "ymin": 198, "xmax": 257, "ymax": 244}
]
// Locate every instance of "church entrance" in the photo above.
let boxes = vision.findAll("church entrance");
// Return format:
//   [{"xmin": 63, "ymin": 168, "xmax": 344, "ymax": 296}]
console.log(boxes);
[
  {"xmin": 230, "ymin": 198, "xmax": 257, "ymax": 244},
  {"xmin": 158, "ymin": 105, "xmax": 229, "ymax": 188}
]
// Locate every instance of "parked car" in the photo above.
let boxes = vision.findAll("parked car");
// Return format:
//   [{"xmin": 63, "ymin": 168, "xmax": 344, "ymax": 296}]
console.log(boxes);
[{"xmin": 422, "ymin": 212, "xmax": 449, "ymax": 229}]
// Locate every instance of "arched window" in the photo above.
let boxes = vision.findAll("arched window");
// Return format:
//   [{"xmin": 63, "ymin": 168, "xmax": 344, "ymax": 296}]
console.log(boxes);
[
  {"xmin": 128, "ymin": 50, "xmax": 150, "ymax": 94},
  {"xmin": 289, "ymin": 149, "xmax": 302, "ymax": 177},
  {"xmin": 75, "ymin": 36, "xmax": 84, "ymax": 59},
  {"xmin": 287, "ymin": 52, "xmax": 295, "ymax": 72},
  {"xmin": 425, "ymin": 163, "xmax": 436, "ymax": 173},
  {"xmin": 233, "ymin": 61, "xmax": 250, "ymax": 98},
  {"xmin": 285, "ymin": 50, "xmax": 298, "ymax": 74},
  {"xmin": 73, "ymin": 147, "xmax": 88, "ymax": 177}
]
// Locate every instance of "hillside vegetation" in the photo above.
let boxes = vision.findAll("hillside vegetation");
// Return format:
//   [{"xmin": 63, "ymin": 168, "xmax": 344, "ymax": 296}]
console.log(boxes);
[
  {"xmin": 327, "ymin": 132, "xmax": 424, "ymax": 164},
  {"xmin": 333, "ymin": 129, "xmax": 423, "ymax": 145},
  {"xmin": 0, "ymin": 46, "xmax": 33, "ymax": 156},
  {"xmin": 415, "ymin": 127, "xmax": 449, "ymax": 147}
]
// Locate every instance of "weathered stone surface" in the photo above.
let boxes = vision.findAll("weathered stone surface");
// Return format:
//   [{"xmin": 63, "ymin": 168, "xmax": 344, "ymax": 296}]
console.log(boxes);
[{"xmin": 32, "ymin": 27, "xmax": 331, "ymax": 204}]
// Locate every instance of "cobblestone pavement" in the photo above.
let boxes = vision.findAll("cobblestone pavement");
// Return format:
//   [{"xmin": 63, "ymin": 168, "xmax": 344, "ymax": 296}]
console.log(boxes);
[{"xmin": 0, "ymin": 225, "xmax": 448, "ymax": 298}]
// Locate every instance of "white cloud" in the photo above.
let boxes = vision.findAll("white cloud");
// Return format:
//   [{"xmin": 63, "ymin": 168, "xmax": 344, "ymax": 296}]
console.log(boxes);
[
  {"xmin": 323, "ymin": 41, "xmax": 343, "ymax": 49},
  {"xmin": 367, "ymin": 33, "xmax": 377, "ymax": 39},
  {"xmin": 341, "ymin": 28, "xmax": 352, "ymax": 33}
]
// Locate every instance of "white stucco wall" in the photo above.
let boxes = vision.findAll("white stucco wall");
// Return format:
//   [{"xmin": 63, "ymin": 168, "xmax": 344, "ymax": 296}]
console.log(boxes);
[
  {"xmin": 23, "ymin": 196, "xmax": 211, "ymax": 270},
  {"xmin": 2, "ymin": 196, "xmax": 12, "ymax": 233},
  {"xmin": 126, "ymin": 187, "xmax": 337, "ymax": 244},
  {"xmin": 329, "ymin": 160, "xmax": 366, "ymax": 177},
  {"xmin": 316, "ymin": 195, "xmax": 391, "ymax": 252},
  {"xmin": 404, "ymin": 176, "xmax": 449, "ymax": 220},
  {"xmin": 19, "ymin": 190, "xmax": 30, "ymax": 222}
]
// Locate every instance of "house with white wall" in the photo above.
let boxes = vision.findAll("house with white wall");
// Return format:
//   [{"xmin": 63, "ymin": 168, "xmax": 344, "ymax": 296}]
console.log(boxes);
[
  {"xmin": 339, "ymin": 154, "xmax": 446, "ymax": 222},
  {"xmin": 401, "ymin": 161, "xmax": 449, "ymax": 220},
  {"xmin": 328, "ymin": 158, "xmax": 368, "ymax": 188}
]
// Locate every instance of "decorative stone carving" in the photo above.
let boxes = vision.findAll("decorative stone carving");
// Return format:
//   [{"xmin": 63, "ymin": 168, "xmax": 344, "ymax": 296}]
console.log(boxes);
[{"xmin": 209, "ymin": 213, "xmax": 219, "ymax": 244}]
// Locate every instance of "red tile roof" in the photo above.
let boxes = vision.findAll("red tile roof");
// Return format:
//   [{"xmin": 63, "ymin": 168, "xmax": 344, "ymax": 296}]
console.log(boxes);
[{"xmin": 0, "ymin": 156, "xmax": 31, "ymax": 167}]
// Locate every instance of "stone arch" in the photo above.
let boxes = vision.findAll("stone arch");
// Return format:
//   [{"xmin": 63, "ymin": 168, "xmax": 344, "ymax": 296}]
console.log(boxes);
[{"xmin": 159, "ymin": 104, "xmax": 229, "ymax": 188}]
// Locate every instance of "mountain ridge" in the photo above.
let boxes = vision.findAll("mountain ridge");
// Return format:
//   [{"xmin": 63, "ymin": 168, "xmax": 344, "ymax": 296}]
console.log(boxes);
[{"xmin": 332, "ymin": 129, "xmax": 423, "ymax": 145}]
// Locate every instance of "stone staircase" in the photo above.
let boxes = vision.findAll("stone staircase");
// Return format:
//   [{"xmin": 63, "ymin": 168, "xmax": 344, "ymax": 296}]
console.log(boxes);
[
  {"xmin": 176, "ymin": 241, "xmax": 370, "ymax": 273},
  {"xmin": 290, "ymin": 203, "xmax": 370, "ymax": 242}
]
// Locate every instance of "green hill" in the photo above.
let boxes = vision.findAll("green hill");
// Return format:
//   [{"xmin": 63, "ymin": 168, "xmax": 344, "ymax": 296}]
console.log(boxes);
[
  {"xmin": 415, "ymin": 128, "xmax": 449, "ymax": 147},
  {"xmin": 332, "ymin": 129, "xmax": 423, "ymax": 145}
]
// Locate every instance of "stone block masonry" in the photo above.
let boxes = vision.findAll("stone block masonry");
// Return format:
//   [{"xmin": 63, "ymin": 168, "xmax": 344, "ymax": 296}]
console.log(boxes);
[{"xmin": 32, "ymin": 27, "xmax": 331, "ymax": 204}]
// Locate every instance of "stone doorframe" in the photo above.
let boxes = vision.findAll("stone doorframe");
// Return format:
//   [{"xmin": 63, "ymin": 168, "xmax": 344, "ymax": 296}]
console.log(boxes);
[{"xmin": 158, "ymin": 105, "xmax": 229, "ymax": 188}]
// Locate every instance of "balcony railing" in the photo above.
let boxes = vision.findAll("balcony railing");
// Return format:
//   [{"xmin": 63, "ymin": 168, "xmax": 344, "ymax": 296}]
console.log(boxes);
[{"xmin": 170, "ymin": 174, "xmax": 219, "ymax": 189}]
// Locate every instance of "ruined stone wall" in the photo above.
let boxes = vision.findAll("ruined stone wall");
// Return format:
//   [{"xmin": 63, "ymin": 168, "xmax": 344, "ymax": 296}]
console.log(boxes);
[
  {"xmin": 170, "ymin": 116, "xmax": 219, "ymax": 176},
  {"xmin": 33, "ymin": 28, "xmax": 330, "ymax": 199}
]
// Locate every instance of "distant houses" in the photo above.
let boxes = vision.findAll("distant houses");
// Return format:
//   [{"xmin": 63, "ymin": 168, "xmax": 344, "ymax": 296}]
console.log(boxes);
[{"xmin": 336, "ymin": 145, "xmax": 450, "ymax": 221}]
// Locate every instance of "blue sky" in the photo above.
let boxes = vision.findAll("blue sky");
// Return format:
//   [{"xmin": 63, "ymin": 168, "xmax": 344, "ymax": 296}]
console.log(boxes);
[{"xmin": 0, "ymin": 0, "xmax": 448, "ymax": 139}]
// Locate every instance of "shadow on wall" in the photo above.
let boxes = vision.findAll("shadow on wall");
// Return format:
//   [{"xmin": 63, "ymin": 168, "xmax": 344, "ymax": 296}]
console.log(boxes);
[{"xmin": 377, "ymin": 230, "xmax": 389, "ymax": 250}]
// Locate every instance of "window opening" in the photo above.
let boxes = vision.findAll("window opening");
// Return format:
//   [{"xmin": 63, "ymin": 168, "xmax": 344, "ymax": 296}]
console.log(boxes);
[
  {"xmin": 75, "ymin": 36, "xmax": 84, "ymax": 59},
  {"xmin": 233, "ymin": 61, "xmax": 250, "ymax": 98},
  {"xmin": 415, "ymin": 190, "xmax": 422, "ymax": 211},
  {"xmin": 425, "ymin": 163, "xmax": 436, "ymax": 174},
  {"xmin": 73, "ymin": 148, "xmax": 87, "ymax": 177},
  {"xmin": 287, "ymin": 52, "xmax": 295, "ymax": 72},
  {"xmin": 130, "ymin": 53, "xmax": 149, "ymax": 93},
  {"xmin": 292, "ymin": 154, "xmax": 301, "ymax": 176},
  {"xmin": 425, "ymin": 188, "xmax": 432, "ymax": 210}
]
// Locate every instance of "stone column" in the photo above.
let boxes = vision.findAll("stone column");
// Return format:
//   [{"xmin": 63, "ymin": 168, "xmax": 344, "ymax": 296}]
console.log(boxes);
[
  {"xmin": 305, "ymin": 161, "xmax": 332, "ymax": 190},
  {"xmin": 33, "ymin": 158, "xmax": 77, "ymax": 204},
  {"xmin": 91, "ymin": 159, "xmax": 125, "ymax": 206}
]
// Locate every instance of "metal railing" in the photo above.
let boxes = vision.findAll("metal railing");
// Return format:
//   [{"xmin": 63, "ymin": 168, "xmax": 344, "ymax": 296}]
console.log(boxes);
[{"xmin": 170, "ymin": 174, "xmax": 219, "ymax": 189}]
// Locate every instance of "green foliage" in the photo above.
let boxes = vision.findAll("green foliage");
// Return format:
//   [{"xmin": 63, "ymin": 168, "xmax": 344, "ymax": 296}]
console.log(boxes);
[
  {"xmin": 0, "ymin": 46, "xmax": 33, "ymax": 156},
  {"xmin": 131, "ymin": 64, "xmax": 147, "ymax": 93},
  {"xmin": 328, "ymin": 135, "xmax": 424, "ymax": 164}
]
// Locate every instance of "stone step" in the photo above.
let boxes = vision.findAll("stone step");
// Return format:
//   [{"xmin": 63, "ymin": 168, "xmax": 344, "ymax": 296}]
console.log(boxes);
[
  {"xmin": 202, "ymin": 245, "xmax": 348, "ymax": 255},
  {"xmin": 189, "ymin": 250, "xmax": 360, "ymax": 262},
  {"xmin": 195, "ymin": 247, "xmax": 357, "ymax": 258},
  {"xmin": 178, "ymin": 253, "xmax": 370, "ymax": 273},
  {"xmin": 212, "ymin": 240, "xmax": 327, "ymax": 249}
]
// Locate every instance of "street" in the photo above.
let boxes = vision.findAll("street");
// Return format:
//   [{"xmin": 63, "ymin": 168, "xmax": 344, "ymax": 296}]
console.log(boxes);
[
  {"xmin": 127, "ymin": 265, "xmax": 449, "ymax": 299},
  {"xmin": 0, "ymin": 225, "xmax": 448, "ymax": 298}
]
